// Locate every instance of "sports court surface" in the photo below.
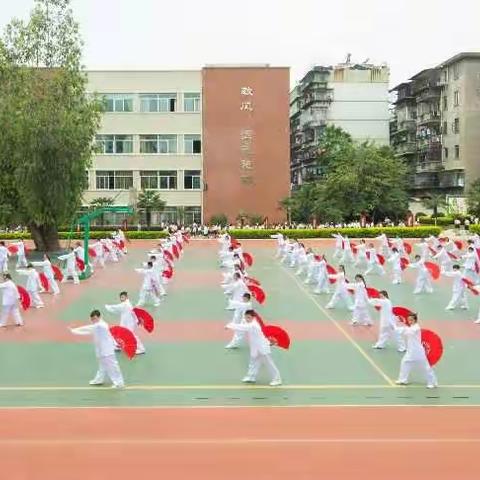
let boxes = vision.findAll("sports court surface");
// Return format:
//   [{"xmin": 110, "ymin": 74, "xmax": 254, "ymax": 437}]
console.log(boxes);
[{"xmin": 1, "ymin": 238, "xmax": 479, "ymax": 479}]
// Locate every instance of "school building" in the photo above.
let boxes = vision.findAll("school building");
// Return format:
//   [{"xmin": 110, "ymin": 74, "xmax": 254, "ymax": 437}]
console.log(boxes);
[{"xmin": 85, "ymin": 66, "xmax": 290, "ymax": 225}]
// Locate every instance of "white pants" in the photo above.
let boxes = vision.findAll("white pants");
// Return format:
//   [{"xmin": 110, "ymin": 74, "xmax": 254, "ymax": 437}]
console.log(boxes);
[
  {"xmin": 62, "ymin": 267, "xmax": 79, "ymax": 284},
  {"xmin": 414, "ymin": 274, "xmax": 433, "ymax": 294},
  {"xmin": 46, "ymin": 275, "xmax": 60, "ymax": 295},
  {"xmin": 91, "ymin": 355, "xmax": 124, "ymax": 387},
  {"xmin": 0, "ymin": 258, "xmax": 8, "ymax": 273},
  {"xmin": 365, "ymin": 263, "xmax": 385, "ymax": 276},
  {"xmin": 137, "ymin": 288, "xmax": 160, "ymax": 306},
  {"xmin": 352, "ymin": 305, "xmax": 372, "ymax": 325},
  {"xmin": 246, "ymin": 354, "xmax": 281, "ymax": 382},
  {"xmin": 446, "ymin": 289, "xmax": 468, "ymax": 309},
  {"xmin": 28, "ymin": 289, "xmax": 44, "ymax": 307},
  {"xmin": 341, "ymin": 250, "xmax": 354, "ymax": 264},
  {"xmin": 305, "ymin": 264, "xmax": 318, "ymax": 284},
  {"xmin": 392, "ymin": 268, "xmax": 402, "ymax": 284},
  {"xmin": 93, "ymin": 255, "xmax": 105, "ymax": 268},
  {"xmin": 295, "ymin": 261, "xmax": 308, "ymax": 276},
  {"xmin": 0, "ymin": 304, "xmax": 23, "ymax": 327},
  {"xmin": 16, "ymin": 254, "xmax": 27, "ymax": 268},
  {"xmin": 326, "ymin": 290, "xmax": 352, "ymax": 309},
  {"xmin": 314, "ymin": 274, "xmax": 330, "ymax": 294},
  {"xmin": 375, "ymin": 324, "xmax": 406, "ymax": 350},
  {"xmin": 333, "ymin": 247, "xmax": 342, "ymax": 259},
  {"xmin": 398, "ymin": 357, "xmax": 437, "ymax": 387}
]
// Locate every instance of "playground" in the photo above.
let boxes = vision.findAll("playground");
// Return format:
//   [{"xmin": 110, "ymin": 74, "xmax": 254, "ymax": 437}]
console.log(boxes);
[{"xmin": 1, "ymin": 237, "xmax": 480, "ymax": 479}]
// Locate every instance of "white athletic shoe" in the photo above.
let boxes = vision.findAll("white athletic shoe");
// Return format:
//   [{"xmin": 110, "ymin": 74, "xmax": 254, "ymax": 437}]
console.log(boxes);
[
  {"xmin": 395, "ymin": 380, "xmax": 408, "ymax": 385},
  {"xmin": 426, "ymin": 384, "xmax": 437, "ymax": 389},
  {"xmin": 242, "ymin": 376, "xmax": 256, "ymax": 383},
  {"xmin": 111, "ymin": 384, "xmax": 125, "ymax": 389},
  {"xmin": 89, "ymin": 380, "xmax": 104, "ymax": 386},
  {"xmin": 474, "ymin": 319, "xmax": 480, "ymax": 324},
  {"xmin": 269, "ymin": 379, "xmax": 282, "ymax": 387}
]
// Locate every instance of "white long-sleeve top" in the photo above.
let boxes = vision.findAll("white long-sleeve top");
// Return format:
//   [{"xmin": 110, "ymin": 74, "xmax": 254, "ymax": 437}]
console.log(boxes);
[
  {"xmin": 13, "ymin": 241, "xmax": 25, "ymax": 256},
  {"xmin": 31, "ymin": 260, "xmax": 55, "ymax": 279},
  {"xmin": 444, "ymin": 270, "xmax": 465, "ymax": 292},
  {"xmin": 226, "ymin": 320, "xmax": 271, "ymax": 357},
  {"xmin": 329, "ymin": 272, "xmax": 348, "ymax": 294},
  {"xmin": 229, "ymin": 300, "xmax": 253, "ymax": 323},
  {"xmin": 367, "ymin": 247, "xmax": 380, "ymax": 264},
  {"xmin": 70, "ymin": 319, "xmax": 116, "ymax": 358},
  {"xmin": 369, "ymin": 298, "xmax": 395, "ymax": 328},
  {"xmin": 375, "ymin": 234, "xmax": 389, "ymax": 248},
  {"xmin": 91, "ymin": 241, "xmax": 104, "ymax": 257},
  {"xmin": 433, "ymin": 248, "xmax": 451, "ymax": 264},
  {"xmin": 135, "ymin": 268, "xmax": 158, "ymax": 290},
  {"xmin": 73, "ymin": 246, "xmax": 85, "ymax": 260},
  {"xmin": 388, "ymin": 252, "xmax": 401, "ymax": 271},
  {"xmin": 463, "ymin": 252, "xmax": 477, "ymax": 270},
  {"xmin": 0, "ymin": 245, "xmax": 9, "ymax": 260},
  {"xmin": 16, "ymin": 269, "xmax": 41, "ymax": 292},
  {"xmin": 415, "ymin": 242, "xmax": 430, "ymax": 259},
  {"xmin": 396, "ymin": 323, "xmax": 428, "ymax": 362},
  {"xmin": 356, "ymin": 243, "xmax": 367, "ymax": 259},
  {"xmin": 58, "ymin": 251, "xmax": 76, "ymax": 269},
  {"xmin": 350, "ymin": 282, "xmax": 369, "ymax": 308},
  {"xmin": 105, "ymin": 299, "xmax": 137, "ymax": 331},
  {"xmin": 332, "ymin": 233, "xmax": 343, "ymax": 248},
  {"xmin": 0, "ymin": 280, "xmax": 20, "ymax": 306},
  {"xmin": 225, "ymin": 279, "xmax": 249, "ymax": 301}
]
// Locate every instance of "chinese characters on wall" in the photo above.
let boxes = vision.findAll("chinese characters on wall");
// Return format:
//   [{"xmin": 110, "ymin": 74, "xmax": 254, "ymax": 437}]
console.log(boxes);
[{"xmin": 240, "ymin": 86, "xmax": 254, "ymax": 185}]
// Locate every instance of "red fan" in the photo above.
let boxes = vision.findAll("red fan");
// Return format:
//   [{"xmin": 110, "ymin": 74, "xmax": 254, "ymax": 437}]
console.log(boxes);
[
  {"xmin": 351, "ymin": 242, "xmax": 358, "ymax": 254},
  {"xmin": 182, "ymin": 233, "xmax": 190, "ymax": 244},
  {"xmin": 109, "ymin": 326, "xmax": 137, "ymax": 359},
  {"xmin": 403, "ymin": 242, "xmax": 412, "ymax": 255},
  {"xmin": 377, "ymin": 254, "xmax": 385, "ymax": 265},
  {"xmin": 400, "ymin": 257, "xmax": 410, "ymax": 271},
  {"xmin": 7, "ymin": 245, "xmax": 18, "ymax": 255},
  {"xmin": 425, "ymin": 261, "xmax": 440, "ymax": 280},
  {"xmin": 245, "ymin": 276, "xmax": 261, "ymax": 286},
  {"xmin": 164, "ymin": 250, "xmax": 174, "ymax": 262},
  {"xmin": 52, "ymin": 265, "xmax": 63, "ymax": 282},
  {"xmin": 447, "ymin": 252, "xmax": 459, "ymax": 260},
  {"xmin": 252, "ymin": 311, "xmax": 265, "ymax": 328},
  {"xmin": 162, "ymin": 269, "xmax": 173, "ymax": 279},
  {"xmin": 463, "ymin": 277, "xmax": 479, "ymax": 296},
  {"xmin": 326, "ymin": 264, "xmax": 337, "ymax": 284},
  {"xmin": 231, "ymin": 238, "xmax": 241, "ymax": 248},
  {"xmin": 39, "ymin": 273, "xmax": 49, "ymax": 291},
  {"xmin": 17, "ymin": 286, "xmax": 30, "ymax": 310},
  {"xmin": 248, "ymin": 284, "xmax": 266, "ymax": 304},
  {"xmin": 393, "ymin": 306, "xmax": 414, "ymax": 324},
  {"xmin": 262, "ymin": 325, "xmax": 290, "ymax": 349},
  {"xmin": 76, "ymin": 258, "xmax": 85, "ymax": 272},
  {"xmin": 103, "ymin": 244, "xmax": 111, "ymax": 253},
  {"xmin": 454, "ymin": 240, "xmax": 463, "ymax": 250},
  {"xmin": 118, "ymin": 240, "xmax": 125, "ymax": 250},
  {"xmin": 428, "ymin": 246, "xmax": 437, "ymax": 256},
  {"xmin": 88, "ymin": 247, "xmax": 97, "ymax": 258},
  {"xmin": 133, "ymin": 307, "xmax": 155, "ymax": 333},
  {"xmin": 314, "ymin": 254, "xmax": 322, "ymax": 261},
  {"xmin": 366, "ymin": 287, "xmax": 381, "ymax": 298},
  {"xmin": 172, "ymin": 245, "xmax": 179, "ymax": 259},
  {"xmin": 242, "ymin": 252, "xmax": 254, "ymax": 267},
  {"xmin": 421, "ymin": 329, "xmax": 443, "ymax": 366}
]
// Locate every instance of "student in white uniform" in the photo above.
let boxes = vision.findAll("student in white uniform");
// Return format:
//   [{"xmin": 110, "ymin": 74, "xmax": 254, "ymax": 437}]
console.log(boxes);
[
  {"xmin": 415, "ymin": 238, "xmax": 430, "ymax": 261},
  {"xmin": 340, "ymin": 236, "xmax": 355, "ymax": 264},
  {"xmin": 395, "ymin": 313, "xmax": 438, "ymax": 389},
  {"xmin": 31, "ymin": 254, "xmax": 60, "ymax": 295},
  {"xmin": 375, "ymin": 233, "xmax": 390, "ymax": 256},
  {"xmin": 0, "ymin": 273, "xmax": 23, "ymax": 327},
  {"xmin": 369, "ymin": 290, "xmax": 406, "ymax": 351},
  {"xmin": 408, "ymin": 255, "xmax": 433, "ymax": 294},
  {"xmin": 0, "ymin": 241, "xmax": 10, "ymax": 273},
  {"xmin": 226, "ymin": 310, "xmax": 282, "ymax": 386},
  {"xmin": 313, "ymin": 256, "xmax": 330, "ymax": 295},
  {"xmin": 462, "ymin": 247, "xmax": 478, "ymax": 283},
  {"xmin": 365, "ymin": 243, "xmax": 385, "ymax": 276},
  {"xmin": 224, "ymin": 292, "xmax": 253, "ymax": 349},
  {"xmin": 13, "ymin": 240, "xmax": 28, "ymax": 268},
  {"xmin": 223, "ymin": 272, "xmax": 249, "ymax": 310},
  {"xmin": 149, "ymin": 255, "xmax": 167, "ymax": 296},
  {"xmin": 444, "ymin": 264, "xmax": 468, "ymax": 310},
  {"xmin": 58, "ymin": 248, "xmax": 80, "ymax": 284},
  {"xmin": 91, "ymin": 241, "xmax": 105, "ymax": 269},
  {"xmin": 332, "ymin": 233, "xmax": 343, "ymax": 260},
  {"xmin": 354, "ymin": 239, "xmax": 368, "ymax": 268},
  {"xmin": 349, "ymin": 274, "xmax": 372, "ymax": 326},
  {"xmin": 16, "ymin": 264, "xmax": 44, "ymax": 308},
  {"xmin": 387, "ymin": 247, "xmax": 402, "ymax": 285},
  {"xmin": 70, "ymin": 309, "xmax": 125, "ymax": 388},
  {"xmin": 271, "ymin": 233, "xmax": 285, "ymax": 259},
  {"xmin": 325, "ymin": 265, "xmax": 353, "ymax": 310},
  {"xmin": 433, "ymin": 245, "xmax": 453, "ymax": 274},
  {"xmin": 105, "ymin": 291, "xmax": 145, "ymax": 355},
  {"xmin": 135, "ymin": 262, "xmax": 161, "ymax": 307}
]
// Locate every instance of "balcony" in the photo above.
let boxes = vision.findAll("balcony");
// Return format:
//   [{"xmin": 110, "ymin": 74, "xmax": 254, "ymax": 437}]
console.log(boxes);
[
  {"xmin": 411, "ymin": 172, "xmax": 440, "ymax": 190},
  {"xmin": 394, "ymin": 142, "xmax": 416, "ymax": 155},
  {"xmin": 416, "ymin": 160, "xmax": 444, "ymax": 173},
  {"xmin": 393, "ymin": 119, "xmax": 416, "ymax": 134},
  {"xmin": 417, "ymin": 112, "xmax": 441, "ymax": 125},
  {"xmin": 439, "ymin": 170, "xmax": 465, "ymax": 189},
  {"xmin": 416, "ymin": 87, "xmax": 441, "ymax": 103}
]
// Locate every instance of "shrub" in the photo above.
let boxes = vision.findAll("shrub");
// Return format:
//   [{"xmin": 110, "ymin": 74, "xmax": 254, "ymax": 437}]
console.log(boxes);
[
  {"xmin": 415, "ymin": 212, "xmax": 427, "ymax": 219},
  {"xmin": 209, "ymin": 214, "xmax": 228, "ymax": 226},
  {"xmin": 469, "ymin": 225, "xmax": 480, "ymax": 234},
  {"xmin": 417, "ymin": 216, "xmax": 454, "ymax": 226},
  {"xmin": 0, "ymin": 231, "xmax": 168, "ymax": 241},
  {"xmin": 227, "ymin": 226, "xmax": 441, "ymax": 239}
]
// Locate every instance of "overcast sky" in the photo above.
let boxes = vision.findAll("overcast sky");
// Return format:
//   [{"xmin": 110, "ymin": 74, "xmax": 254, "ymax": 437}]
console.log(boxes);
[{"xmin": 1, "ymin": 0, "xmax": 479, "ymax": 87}]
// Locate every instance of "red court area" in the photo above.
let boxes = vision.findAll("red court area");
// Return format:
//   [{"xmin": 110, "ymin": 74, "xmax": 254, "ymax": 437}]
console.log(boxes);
[{"xmin": 1, "ymin": 406, "xmax": 478, "ymax": 480}]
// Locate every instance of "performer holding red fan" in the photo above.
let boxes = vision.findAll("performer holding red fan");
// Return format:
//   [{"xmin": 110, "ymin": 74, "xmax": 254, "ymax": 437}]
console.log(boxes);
[{"xmin": 0, "ymin": 273, "xmax": 23, "ymax": 327}]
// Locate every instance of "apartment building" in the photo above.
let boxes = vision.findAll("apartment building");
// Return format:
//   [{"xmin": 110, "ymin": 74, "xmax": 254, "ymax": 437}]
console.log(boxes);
[
  {"xmin": 290, "ymin": 61, "xmax": 390, "ymax": 186},
  {"xmin": 390, "ymin": 52, "xmax": 480, "ymax": 205},
  {"xmin": 85, "ymin": 66, "xmax": 290, "ymax": 225}
]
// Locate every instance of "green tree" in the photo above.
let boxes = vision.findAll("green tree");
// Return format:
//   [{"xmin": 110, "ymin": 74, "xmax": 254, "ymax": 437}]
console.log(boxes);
[
  {"xmin": 467, "ymin": 179, "xmax": 480, "ymax": 217},
  {"xmin": 137, "ymin": 190, "xmax": 166, "ymax": 228},
  {"xmin": 210, "ymin": 213, "xmax": 228, "ymax": 226},
  {"xmin": 316, "ymin": 125, "xmax": 354, "ymax": 175},
  {"xmin": 316, "ymin": 143, "xmax": 409, "ymax": 223},
  {"xmin": 89, "ymin": 196, "xmax": 114, "ymax": 226},
  {"xmin": 0, "ymin": 0, "xmax": 101, "ymax": 250},
  {"xmin": 421, "ymin": 193, "xmax": 447, "ymax": 224}
]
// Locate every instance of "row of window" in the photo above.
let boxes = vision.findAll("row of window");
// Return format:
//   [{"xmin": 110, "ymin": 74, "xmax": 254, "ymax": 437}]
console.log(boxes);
[
  {"xmin": 95, "ymin": 134, "xmax": 202, "ymax": 155},
  {"xmin": 93, "ymin": 170, "xmax": 201, "ymax": 191},
  {"xmin": 442, "ymin": 118, "xmax": 460, "ymax": 135},
  {"xmin": 102, "ymin": 93, "xmax": 201, "ymax": 113},
  {"xmin": 444, "ymin": 146, "xmax": 460, "ymax": 160},
  {"xmin": 442, "ymin": 91, "xmax": 460, "ymax": 110}
]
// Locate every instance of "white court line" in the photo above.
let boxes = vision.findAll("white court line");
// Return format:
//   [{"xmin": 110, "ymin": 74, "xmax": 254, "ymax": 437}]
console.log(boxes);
[
  {"xmin": 1, "ymin": 437, "xmax": 480, "ymax": 446},
  {"xmin": 281, "ymin": 265, "xmax": 395, "ymax": 385}
]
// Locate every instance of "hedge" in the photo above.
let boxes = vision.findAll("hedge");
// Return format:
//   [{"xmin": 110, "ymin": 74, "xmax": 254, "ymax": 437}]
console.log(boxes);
[
  {"xmin": 417, "ymin": 215, "xmax": 470, "ymax": 226},
  {"xmin": 469, "ymin": 225, "xmax": 480, "ymax": 234},
  {"xmin": 227, "ymin": 227, "xmax": 442, "ymax": 239},
  {"xmin": 0, "ymin": 231, "xmax": 168, "ymax": 240}
]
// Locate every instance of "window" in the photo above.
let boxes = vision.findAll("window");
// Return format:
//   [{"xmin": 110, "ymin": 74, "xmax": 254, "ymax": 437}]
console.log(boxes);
[
  {"xmin": 184, "ymin": 206, "xmax": 202, "ymax": 224},
  {"xmin": 184, "ymin": 170, "xmax": 201, "ymax": 190},
  {"xmin": 444, "ymin": 147, "xmax": 448, "ymax": 160},
  {"xmin": 95, "ymin": 135, "xmax": 133, "ymax": 154},
  {"xmin": 455, "ymin": 145, "xmax": 460, "ymax": 159},
  {"xmin": 184, "ymin": 134, "xmax": 202, "ymax": 154},
  {"xmin": 453, "ymin": 63, "xmax": 460, "ymax": 80},
  {"xmin": 443, "ymin": 96, "xmax": 448, "ymax": 110},
  {"xmin": 454, "ymin": 90, "xmax": 460, "ymax": 106},
  {"xmin": 96, "ymin": 171, "xmax": 133, "ymax": 190},
  {"xmin": 140, "ymin": 171, "xmax": 177, "ymax": 190},
  {"xmin": 140, "ymin": 93, "xmax": 177, "ymax": 112},
  {"xmin": 453, "ymin": 118, "xmax": 460, "ymax": 134},
  {"xmin": 184, "ymin": 93, "xmax": 201, "ymax": 112},
  {"xmin": 139, "ymin": 135, "xmax": 177, "ymax": 154},
  {"xmin": 103, "ymin": 94, "xmax": 133, "ymax": 112},
  {"xmin": 442, "ymin": 121, "xmax": 448, "ymax": 135}
]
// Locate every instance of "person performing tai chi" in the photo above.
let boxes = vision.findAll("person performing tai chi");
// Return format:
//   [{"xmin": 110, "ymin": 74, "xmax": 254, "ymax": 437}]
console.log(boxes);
[
  {"xmin": 444, "ymin": 264, "xmax": 468, "ymax": 311},
  {"xmin": 224, "ymin": 292, "xmax": 253, "ymax": 349},
  {"xmin": 408, "ymin": 255, "xmax": 433, "ymax": 294},
  {"xmin": 16, "ymin": 264, "xmax": 44, "ymax": 308},
  {"xmin": 349, "ymin": 274, "xmax": 372, "ymax": 326},
  {"xmin": 135, "ymin": 262, "xmax": 161, "ymax": 307},
  {"xmin": 58, "ymin": 248, "xmax": 80, "ymax": 285},
  {"xmin": 226, "ymin": 310, "xmax": 282, "ymax": 386},
  {"xmin": 0, "ymin": 273, "xmax": 23, "ymax": 327},
  {"xmin": 0, "ymin": 242, "xmax": 10, "ymax": 274},
  {"xmin": 325, "ymin": 265, "xmax": 353, "ymax": 310},
  {"xmin": 70, "ymin": 309, "xmax": 125, "ymax": 388},
  {"xmin": 387, "ymin": 247, "xmax": 402, "ymax": 285},
  {"xmin": 31, "ymin": 254, "xmax": 60, "ymax": 295},
  {"xmin": 13, "ymin": 240, "xmax": 28, "ymax": 269},
  {"xmin": 365, "ymin": 244, "xmax": 385, "ymax": 276}
]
